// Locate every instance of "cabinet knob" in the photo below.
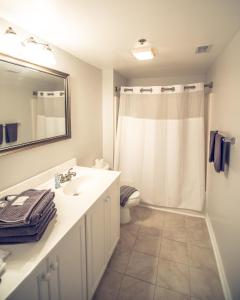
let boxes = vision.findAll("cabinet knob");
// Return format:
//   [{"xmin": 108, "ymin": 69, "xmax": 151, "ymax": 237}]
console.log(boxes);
[
  {"xmin": 50, "ymin": 261, "xmax": 58, "ymax": 271},
  {"xmin": 41, "ymin": 272, "xmax": 51, "ymax": 281}
]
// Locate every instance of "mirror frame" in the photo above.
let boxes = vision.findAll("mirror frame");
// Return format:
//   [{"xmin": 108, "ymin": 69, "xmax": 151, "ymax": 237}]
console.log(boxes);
[{"xmin": 0, "ymin": 53, "xmax": 71, "ymax": 156}]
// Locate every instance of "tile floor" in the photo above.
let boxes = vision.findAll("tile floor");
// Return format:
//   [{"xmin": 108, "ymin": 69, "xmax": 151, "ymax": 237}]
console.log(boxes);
[{"xmin": 93, "ymin": 206, "xmax": 224, "ymax": 300}]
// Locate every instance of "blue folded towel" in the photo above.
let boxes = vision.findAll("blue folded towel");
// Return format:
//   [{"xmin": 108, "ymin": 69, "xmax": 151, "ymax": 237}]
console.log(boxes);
[
  {"xmin": 0, "ymin": 125, "xmax": 3, "ymax": 145},
  {"xmin": 5, "ymin": 123, "xmax": 18, "ymax": 143},
  {"xmin": 120, "ymin": 185, "xmax": 137, "ymax": 207}
]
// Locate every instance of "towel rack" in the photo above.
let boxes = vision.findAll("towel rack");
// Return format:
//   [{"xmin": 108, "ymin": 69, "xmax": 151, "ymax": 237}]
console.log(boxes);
[{"xmin": 223, "ymin": 137, "xmax": 235, "ymax": 145}]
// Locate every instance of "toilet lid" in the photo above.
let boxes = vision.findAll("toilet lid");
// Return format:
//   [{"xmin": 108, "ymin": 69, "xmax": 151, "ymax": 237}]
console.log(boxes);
[{"xmin": 129, "ymin": 190, "xmax": 140, "ymax": 200}]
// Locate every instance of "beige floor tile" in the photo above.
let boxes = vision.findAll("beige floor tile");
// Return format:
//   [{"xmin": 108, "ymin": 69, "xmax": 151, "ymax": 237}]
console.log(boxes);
[
  {"xmin": 134, "ymin": 225, "xmax": 161, "ymax": 256},
  {"xmin": 118, "ymin": 275, "xmax": 155, "ymax": 300},
  {"xmin": 185, "ymin": 216, "xmax": 205, "ymax": 231},
  {"xmin": 154, "ymin": 286, "xmax": 190, "ymax": 300},
  {"xmin": 118, "ymin": 224, "xmax": 139, "ymax": 249},
  {"xmin": 190, "ymin": 267, "xmax": 224, "ymax": 300},
  {"xmin": 188, "ymin": 245, "xmax": 217, "ymax": 273},
  {"xmin": 126, "ymin": 251, "xmax": 158, "ymax": 284},
  {"xmin": 132, "ymin": 206, "xmax": 165, "ymax": 228},
  {"xmin": 157, "ymin": 259, "xmax": 190, "ymax": 295},
  {"xmin": 160, "ymin": 239, "xmax": 188, "ymax": 264},
  {"xmin": 163, "ymin": 227, "xmax": 187, "ymax": 243},
  {"xmin": 121, "ymin": 222, "xmax": 140, "ymax": 236},
  {"xmin": 93, "ymin": 269, "xmax": 123, "ymax": 300},
  {"xmin": 134, "ymin": 234, "xmax": 161, "ymax": 257},
  {"xmin": 187, "ymin": 227, "xmax": 212, "ymax": 249},
  {"xmin": 164, "ymin": 213, "xmax": 186, "ymax": 230},
  {"xmin": 131, "ymin": 206, "xmax": 155, "ymax": 225},
  {"xmin": 108, "ymin": 244, "xmax": 132, "ymax": 273},
  {"xmin": 138, "ymin": 225, "xmax": 162, "ymax": 238}
]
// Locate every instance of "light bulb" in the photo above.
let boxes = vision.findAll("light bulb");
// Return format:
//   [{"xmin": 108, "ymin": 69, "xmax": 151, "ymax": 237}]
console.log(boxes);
[{"xmin": 0, "ymin": 27, "xmax": 22, "ymax": 58}]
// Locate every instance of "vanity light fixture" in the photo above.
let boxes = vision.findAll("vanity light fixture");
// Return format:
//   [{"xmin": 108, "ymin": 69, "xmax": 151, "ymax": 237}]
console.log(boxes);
[
  {"xmin": 132, "ymin": 39, "xmax": 155, "ymax": 61},
  {"xmin": 0, "ymin": 27, "xmax": 22, "ymax": 57},
  {"xmin": 23, "ymin": 37, "xmax": 56, "ymax": 66},
  {"xmin": 0, "ymin": 26, "xmax": 56, "ymax": 66}
]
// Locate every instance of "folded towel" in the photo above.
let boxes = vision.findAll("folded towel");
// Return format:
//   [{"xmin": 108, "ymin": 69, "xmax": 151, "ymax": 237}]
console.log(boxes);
[
  {"xmin": 214, "ymin": 133, "xmax": 224, "ymax": 172},
  {"xmin": 5, "ymin": 123, "xmax": 18, "ymax": 143},
  {"xmin": 0, "ymin": 203, "xmax": 55, "ymax": 237},
  {"xmin": 0, "ymin": 125, "xmax": 3, "ymax": 145},
  {"xmin": 0, "ymin": 189, "xmax": 54, "ymax": 225},
  {"xmin": 0, "ymin": 208, "xmax": 56, "ymax": 244},
  {"xmin": 120, "ymin": 185, "xmax": 137, "ymax": 207},
  {"xmin": 209, "ymin": 130, "xmax": 218, "ymax": 162}
]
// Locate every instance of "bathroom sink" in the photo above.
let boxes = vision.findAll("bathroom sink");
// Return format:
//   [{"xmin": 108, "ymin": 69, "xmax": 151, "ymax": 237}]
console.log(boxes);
[{"xmin": 62, "ymin": 175, "xmax": 94, "ymax": 196}]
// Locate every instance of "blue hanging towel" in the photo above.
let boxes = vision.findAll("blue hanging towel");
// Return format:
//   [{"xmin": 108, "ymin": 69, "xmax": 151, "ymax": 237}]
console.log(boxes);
[{"xmin": 5, "ymin": 123, "xmax": 18, "ymax": 143}]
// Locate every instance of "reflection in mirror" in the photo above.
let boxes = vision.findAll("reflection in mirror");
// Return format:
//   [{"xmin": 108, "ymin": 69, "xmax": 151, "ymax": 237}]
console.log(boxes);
[{"xmin": 0, "ymin": 56, "xmax": 70, "ymax": 154}]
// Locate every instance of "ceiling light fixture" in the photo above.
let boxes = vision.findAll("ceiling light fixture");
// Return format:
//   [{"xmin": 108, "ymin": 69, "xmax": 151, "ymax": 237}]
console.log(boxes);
[{"xmin": 132, "ymin": 39, "xmax": 155, "ymax": 61}]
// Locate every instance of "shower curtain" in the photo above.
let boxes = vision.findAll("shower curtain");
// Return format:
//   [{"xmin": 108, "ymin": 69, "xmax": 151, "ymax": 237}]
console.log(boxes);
[
  {"xmin": 31, "ymin": 91, "xmax": 66, "ymax": 139},
  {"xmin": 114, "ymin": 83, "xmax": 205, "ymax": 211}
]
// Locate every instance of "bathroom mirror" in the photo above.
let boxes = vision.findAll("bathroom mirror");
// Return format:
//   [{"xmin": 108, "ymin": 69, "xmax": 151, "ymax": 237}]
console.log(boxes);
[{"xmin": 0, "ymin": 53, "xmax": 70, "ymax": 155}]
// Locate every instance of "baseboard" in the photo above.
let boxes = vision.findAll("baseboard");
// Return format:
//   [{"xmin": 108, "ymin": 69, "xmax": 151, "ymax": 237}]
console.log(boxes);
[
  {"xmin": 139, "ymin": 203, "xmax": 205, "ymax": 218},
  {"xmin": 205, "ymin": 214, "xmax": 232, "ymax": 300}
]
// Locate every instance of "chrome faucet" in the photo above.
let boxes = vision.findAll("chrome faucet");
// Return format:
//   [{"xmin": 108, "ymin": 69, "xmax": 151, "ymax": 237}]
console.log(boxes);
[{"xmin": 59, "ymin": 168, "xmax": 76, "ymax": 183}]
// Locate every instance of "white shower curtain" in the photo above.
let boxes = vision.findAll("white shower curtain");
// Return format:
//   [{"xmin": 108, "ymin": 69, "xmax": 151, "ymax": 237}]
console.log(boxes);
[
  {"xmin": 31, "ymin": 91, "xmax": 66, "ymax": 139},
  {"xmin": 114, "ymin": 83, "xmax": 205, "ymax": 211}
]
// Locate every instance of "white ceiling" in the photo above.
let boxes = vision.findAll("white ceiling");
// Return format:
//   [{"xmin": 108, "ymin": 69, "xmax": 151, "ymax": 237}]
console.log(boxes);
[{"xmin": 0, "ymin": 0, "xmax": 240, "ymax": 79}]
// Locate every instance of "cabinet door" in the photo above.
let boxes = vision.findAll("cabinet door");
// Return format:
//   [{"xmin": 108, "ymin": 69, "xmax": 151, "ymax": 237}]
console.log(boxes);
[
  {"xmin": 109, "ymin": 181, "xmax": 120, "ymax": 254},
  {"xmin": 9, "ymin": 259, "xmax": 50, "ymax": 300},
  {"xmin": 104, "ymin": 181, "xmax": 120, "ymax": 264},
  {"xmin": 86, "ymin": 197, "xmax": 105, "ymax": 299},
  {"xmin": 49, "ymin": 217, "xmax": 87, "ymax": 300}
]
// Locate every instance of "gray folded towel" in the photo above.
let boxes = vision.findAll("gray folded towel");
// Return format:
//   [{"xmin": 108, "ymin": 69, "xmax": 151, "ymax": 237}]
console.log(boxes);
[
  {"xmin": 5, "ymin": 123, "xmax": 18, "ymax": 143},
  {"xmin": 0, "ymin": 203, "xmax": 55, "ymax": 237},
  {"xmin": 0, "ymin": 125, "xmax": 3, "ymax": 145},
  {"xmin": 120, "ymin": 185, "xmax": 137, "ymax": 207},
  {"xmin": 0, "ymin": 208, "xmax": 56, "ymax": 244},
  {"xmin": 0, "ymin": 189, "xmax": 53, "ymax": 225},
  {"xmin": 209, "ymin": 130, "xmax": 218, "ymax": 162},
  {"xmin": 214, "ymin": 133, "xmax": 223, "ymax": 172}
]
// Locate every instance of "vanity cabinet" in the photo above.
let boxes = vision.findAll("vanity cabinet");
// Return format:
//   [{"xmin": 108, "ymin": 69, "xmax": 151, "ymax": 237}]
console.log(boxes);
[
  {"xmin": 9, "ymin": 217, "xmax": 87, "ymax": 300},
  {"xmin": 3, "ymin": 169, "xmax": 120, "ymax": 300},
  {"xmin": 86, "ymin": 181, "xmax": 120, "ymax": 299}
]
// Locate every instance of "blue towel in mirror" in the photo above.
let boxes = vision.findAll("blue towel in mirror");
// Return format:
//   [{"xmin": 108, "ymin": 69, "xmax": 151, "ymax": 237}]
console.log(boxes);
[
  {"xmin": 5, "ymin": 123, "xmax": 18, "ymax": 143},
  {"xmin": 0, "ymin": 125, "xmax": 3, "ymax": 144}
]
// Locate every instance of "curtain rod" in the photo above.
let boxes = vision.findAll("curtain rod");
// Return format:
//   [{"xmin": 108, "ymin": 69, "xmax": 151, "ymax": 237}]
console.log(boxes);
[{"xmin": 115, "ymin": 82, "xmax": 213, "ymax": 93}]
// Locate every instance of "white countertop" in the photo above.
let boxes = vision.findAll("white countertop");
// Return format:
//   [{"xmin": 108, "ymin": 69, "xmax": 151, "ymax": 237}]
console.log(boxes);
[{"xmin": 0, "ymin": 162, "xmax": 120, "ymax": 300}]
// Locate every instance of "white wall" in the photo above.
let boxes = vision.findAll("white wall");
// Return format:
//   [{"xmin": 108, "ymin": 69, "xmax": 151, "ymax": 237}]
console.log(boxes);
[
  {"xmin": 0, "ymin": 18, "xmax": 102, "ymax": 190},
  {"xmin": 102, "ymin": 69, "xmax": 127, "ymax": 168},
  {"xmin": 206, "ymin": 28, "xmax": 240, "ymax": 300},
  {"xmin": 128, "ymin": 74, "xmax": 206, "ymax": 86}
]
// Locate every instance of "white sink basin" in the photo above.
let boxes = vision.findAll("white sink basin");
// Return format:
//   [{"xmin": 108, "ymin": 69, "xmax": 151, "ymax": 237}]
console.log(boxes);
[{"xmin": 62, "ymin": 176, "xmax": 94, "ymax": 196}]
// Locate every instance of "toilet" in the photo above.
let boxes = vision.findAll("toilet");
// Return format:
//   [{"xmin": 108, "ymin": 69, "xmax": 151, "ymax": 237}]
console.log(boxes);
[{"xmin": 120, "ymin": 190, "xmax": 141, "ymax": 224}]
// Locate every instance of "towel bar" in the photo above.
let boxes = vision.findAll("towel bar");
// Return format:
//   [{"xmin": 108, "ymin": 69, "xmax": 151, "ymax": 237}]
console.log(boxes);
[{"xmin": 223, "ymin": 137, "xmax": 235, "ymax": 145}]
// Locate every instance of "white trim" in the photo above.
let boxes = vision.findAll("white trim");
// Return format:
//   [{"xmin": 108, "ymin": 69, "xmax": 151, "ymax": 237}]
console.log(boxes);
[
  {"xmin": 206, "ymin": 214, "xmax": 232, "ymax": 300},
  {"xmin": 139, "ymin": 203, "xmax": 205, "ymax": 218}
]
